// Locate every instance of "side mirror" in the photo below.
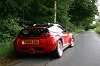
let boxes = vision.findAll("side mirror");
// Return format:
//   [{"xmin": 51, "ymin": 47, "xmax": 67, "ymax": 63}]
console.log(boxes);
[
  {"xmin": 63, "ymin": 30, "xmax": 67, "ymax": 32},
  {"xmin": 66, "ymin": 29, "xmax": 71, "ymax": 32}
]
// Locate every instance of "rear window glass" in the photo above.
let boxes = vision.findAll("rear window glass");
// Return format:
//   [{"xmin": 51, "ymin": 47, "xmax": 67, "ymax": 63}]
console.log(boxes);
[{"xmin": 19, "ymin": 28, "xmax": 49, "ymax": 37}]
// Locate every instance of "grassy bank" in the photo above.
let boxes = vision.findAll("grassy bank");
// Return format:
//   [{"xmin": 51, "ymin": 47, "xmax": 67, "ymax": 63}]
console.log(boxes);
[
  {"xmin": 0, "ymin": 38, "xmax": 15, "ymax": 58},
  {"xmin": 95, "ymin": 22, "xmax": 100, "ymax": 34},
  {"xmin": 0, "ymin": 18, "xmax": 22, "ymax": 58}
]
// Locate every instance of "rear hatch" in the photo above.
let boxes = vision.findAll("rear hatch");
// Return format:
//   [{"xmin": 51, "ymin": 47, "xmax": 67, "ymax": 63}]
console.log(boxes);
[{"xmin": 17, "ymin": 27, "xmax": 49, "ymax": 46}]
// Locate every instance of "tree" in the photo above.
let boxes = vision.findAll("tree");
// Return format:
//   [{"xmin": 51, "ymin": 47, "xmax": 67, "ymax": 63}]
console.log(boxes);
[
  {"xmin": 69, "ymin": 0, "xmax": 98, "ymax": 26},
  {"xmin": 0, "ymin": 0, "xmax": 55, "ymax": 26},
  {"xmin": 57, "ymin": 0, "xmax": 74, "ymax": 28}
]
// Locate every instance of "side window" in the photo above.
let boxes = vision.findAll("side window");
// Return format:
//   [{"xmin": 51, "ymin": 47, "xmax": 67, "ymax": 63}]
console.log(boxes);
[
  {"xmin": 57, "ymin": 26, "xmax": 63, "ymax": 32},
  {"xmin": 48, "ymin": 25, "xmax": 64, "ymax": 32},
  {"xmin": 58, "ymin": 26, "xmax": 65, "ymax": 31},
  {"xmin": 48, "ymin": 26, "xmax": 59, "ymax": 32}
]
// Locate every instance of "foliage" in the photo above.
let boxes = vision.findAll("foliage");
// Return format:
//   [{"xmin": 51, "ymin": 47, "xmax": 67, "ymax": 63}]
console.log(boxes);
[
  {"xmin": 94, "ymin": 22, "xmax": 100, "ymax": 34},
  {"xmin": 0, "ymin": 18, "xmax": 22, "ymax": 57},
  {"xmin": 0, "ymin": 0, "xmax": 98, "ymax": 28},
  {"xmin": 95, "ymin": 27, "xmax": 100, "ymax": 34},
  {"xmin": 0, "ymin": 18, "xmax": 22, "ymax": 41},
  {"xmin": 69, "ymin": 0, "xmax": 98, "ymax": 26},
  {"xmin": 0, "ymin": 0, "xmax": 54, "ymax": 25},
  {"xmin": 0, "ymin": 39, "xmax": 14, "ymax": 57},
  {"xmin": 57, "ymin": 0, "xmax": 73, "ymax": 28}
]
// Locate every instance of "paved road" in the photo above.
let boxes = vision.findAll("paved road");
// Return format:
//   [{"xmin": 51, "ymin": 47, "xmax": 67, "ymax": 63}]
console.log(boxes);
[{"xmin": 14, "ymin": 31, "xmax": 100, "ymax": 66}]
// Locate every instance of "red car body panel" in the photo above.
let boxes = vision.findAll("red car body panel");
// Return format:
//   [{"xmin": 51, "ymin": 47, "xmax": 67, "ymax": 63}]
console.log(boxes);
[{"xmin": 14, "ymin": 25, "xmax": 73, "ymax": 54}]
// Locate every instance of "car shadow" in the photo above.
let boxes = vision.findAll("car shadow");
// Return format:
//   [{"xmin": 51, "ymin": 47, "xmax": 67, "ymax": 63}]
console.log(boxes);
[
  {"xmin": 14, "ymin": 47, "xmax": 73, "ymax": 63},
  {"xmin": 12, "ymin": 47, "xmax": 75, "ymax": 66},
  {"xmin": 15, "ymin": 53, "xmax": 58, "ymax": 60},
  {"xmin": 16, "ymin": 50, "xmax": 62, "ymax": 59}
]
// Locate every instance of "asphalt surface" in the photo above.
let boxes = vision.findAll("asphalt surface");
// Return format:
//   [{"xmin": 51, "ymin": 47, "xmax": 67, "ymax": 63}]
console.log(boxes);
[{"xmin": 14, "ymin": 31, "xmax": 100, "ymax": 66}]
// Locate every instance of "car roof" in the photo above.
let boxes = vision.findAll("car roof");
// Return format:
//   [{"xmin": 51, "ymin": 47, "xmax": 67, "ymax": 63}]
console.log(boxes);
[
  {"xmin": 23, "ymin": 23, "xmax": 61, "ymax": 30},
  {"xmin": 24, "ymin": 27, "xmax": 47, "ymax": 30}
]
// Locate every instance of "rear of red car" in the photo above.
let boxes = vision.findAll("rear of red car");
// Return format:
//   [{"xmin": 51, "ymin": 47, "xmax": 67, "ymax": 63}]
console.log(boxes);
[{"xmin": 14, "ymin": 27, "xmax": 57, "ymax": 54}]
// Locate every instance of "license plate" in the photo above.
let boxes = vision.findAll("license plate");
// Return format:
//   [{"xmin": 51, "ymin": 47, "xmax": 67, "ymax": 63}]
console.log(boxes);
[{"xmin": 25, "ymin": 40, "xmax": 39, "ymax": 44}]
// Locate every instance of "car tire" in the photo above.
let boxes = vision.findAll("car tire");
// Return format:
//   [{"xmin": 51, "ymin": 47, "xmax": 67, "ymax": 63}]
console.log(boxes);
[
  {"xmin": 70, "ymin": 37, "xmax": 75, "ymax": 47},
  {"xmin": 53, "ymin": 40, "xmax": 63, "ymax": 58}
]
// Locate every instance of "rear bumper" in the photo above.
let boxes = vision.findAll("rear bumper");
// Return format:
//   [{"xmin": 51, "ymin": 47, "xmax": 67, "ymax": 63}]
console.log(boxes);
[
  {"xmin": 14, "ymin": 36, "xmax": 59, "ymax": 53},
  {"xmin": 14, "ymin": 43, "xmax": 57, "ymax": 53},
  {"xmin": 14, "ymin": 41, "xmax": 56, "ymax": 53}
]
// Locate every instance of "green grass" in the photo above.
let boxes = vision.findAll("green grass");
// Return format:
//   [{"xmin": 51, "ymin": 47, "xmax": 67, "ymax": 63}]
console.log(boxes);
[
  {"xmin": 71, "ymin": 26, "xmax": 84, "ymax": 34},
  {"xmin": 95, "ymin": 26, "xmax": 100, "ymax": 34},
  {"xmin": 0, "ymin": 38, "xmax": 15, "ymax": 58},
  {"xmin": 72, "ymin": 29, "xmax": 84, "ymax": 34},
  {"xmin": 92, "ymin": 22, "xmax": 100, "ymax": 34}
]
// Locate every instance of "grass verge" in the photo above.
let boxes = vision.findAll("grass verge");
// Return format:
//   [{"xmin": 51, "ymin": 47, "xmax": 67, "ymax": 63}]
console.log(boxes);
[
  {"xmin": 95, "ymin": 26, "xmax": 100, "ymax": 34},
  {"xmin": 0, "ymin": 38, "xmax": 15, "ymax": 58}
]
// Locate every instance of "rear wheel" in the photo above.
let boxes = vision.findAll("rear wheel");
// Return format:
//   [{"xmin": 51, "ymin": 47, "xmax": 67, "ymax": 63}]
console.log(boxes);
[
  {"xmin": 53, "ymin": 40, "xmax": 63, "ymax": 58},
  {"xmin": 70, "ymin": 37, "xmax": 75, "ymax": 47}
]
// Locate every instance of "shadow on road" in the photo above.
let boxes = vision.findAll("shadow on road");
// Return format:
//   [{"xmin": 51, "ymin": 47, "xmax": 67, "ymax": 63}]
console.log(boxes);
[{"xmin": 15, "ymin": 47, "xmax": 71, "ymax": 61}]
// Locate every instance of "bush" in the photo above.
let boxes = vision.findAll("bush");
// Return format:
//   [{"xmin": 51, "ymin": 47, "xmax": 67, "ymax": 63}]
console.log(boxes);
[
  {"xmin": 95, "ymin": 26, "xmax": 100, "ymax": 34},
  {"xmin": 0, "ymin": 38, "xmax": 14, "ymax": 57},
  {"xmin": 93, "ymin": 22, "xmax": 100, "ymax": 34},
  {"xmin": 0, "ymin": 18, "xmax": 22, "ymax": 41},
  {"xmin": 0, "ymin": 18, "xmax": 22, "ymax": 57}
]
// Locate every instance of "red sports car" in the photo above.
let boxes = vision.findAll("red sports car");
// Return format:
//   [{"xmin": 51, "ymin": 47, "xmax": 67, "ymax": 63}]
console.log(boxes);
[{"xmin": 14, "ymin": 24, "xmax": 74, "ymax": 58}]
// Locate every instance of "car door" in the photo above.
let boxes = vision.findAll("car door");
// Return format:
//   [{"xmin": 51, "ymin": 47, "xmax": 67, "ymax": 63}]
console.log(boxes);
[{"xmin": 57, "ymin": 26, "xmax": 69, "ymax": 46}]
